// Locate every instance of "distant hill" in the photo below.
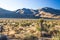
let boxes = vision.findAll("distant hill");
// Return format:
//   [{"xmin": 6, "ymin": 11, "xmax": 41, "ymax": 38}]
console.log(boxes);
[
  {"xmin": 0, "ymin": 7, "xmax": 60, "ymax": 18},
  {"xmin": 37, "ymin": 7, "xmax": 60, "ymax": 18}
]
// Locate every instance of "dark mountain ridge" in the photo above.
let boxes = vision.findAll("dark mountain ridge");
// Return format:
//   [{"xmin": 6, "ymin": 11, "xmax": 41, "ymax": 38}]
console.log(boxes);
[{"xmin": 0, "ymin": 7, "xmax": 60, "ymax": 18}]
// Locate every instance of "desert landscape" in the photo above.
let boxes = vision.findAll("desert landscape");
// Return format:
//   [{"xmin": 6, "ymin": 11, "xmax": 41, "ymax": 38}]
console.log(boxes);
[
  {"xmin": 0, "ymin": 0, "xmax": 60, "ymax": 40},
  {"xmin": 0, "ymin": 18, "xmax": 60, "ymax": 40}
]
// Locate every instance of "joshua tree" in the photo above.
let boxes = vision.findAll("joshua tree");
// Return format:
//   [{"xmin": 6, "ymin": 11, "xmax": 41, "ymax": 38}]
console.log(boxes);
[
  {"xmin": 0, "ymin": 25, "xmax": 4, "ymax": 32},
  {"xmin": 40, "ymin": 19, "xmax": 44, "ymax": 37}
]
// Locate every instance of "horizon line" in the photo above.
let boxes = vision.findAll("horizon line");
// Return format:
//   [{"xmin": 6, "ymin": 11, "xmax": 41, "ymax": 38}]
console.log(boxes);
[{"xmin": 0, "ymin": 7, "xmax": 60, "ymax": 11}]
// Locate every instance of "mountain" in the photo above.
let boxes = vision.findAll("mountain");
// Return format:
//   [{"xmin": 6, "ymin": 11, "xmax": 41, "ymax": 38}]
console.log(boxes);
[
  {"xmin": 15, "ymin": 8, "xmax": 39, "ymax": 18},
  {"xmin": 0, "ymin": 8, "xmax": 20, "ymax": 18},
  {"xmin": 37, "ymin": 7, "xmax": 60, "ymax": 18},
  {"xmin": 0, "ymin": 7, "xmax": 60, "ymax": 18}
]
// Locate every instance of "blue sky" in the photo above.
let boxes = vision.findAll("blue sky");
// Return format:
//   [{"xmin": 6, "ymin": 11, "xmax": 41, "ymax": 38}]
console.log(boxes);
[{"xmin": 0, "ymin": 0, "xmax": 60, "ymax": 11}]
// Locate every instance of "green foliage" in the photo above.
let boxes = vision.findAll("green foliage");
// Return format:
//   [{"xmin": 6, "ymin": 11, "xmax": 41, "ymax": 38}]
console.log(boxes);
[
  {"xmin": 23, "ymin": 35, "xmax": 38, "ymax": 40},
  {"xmin": 21, "ymin": 23, "xmax": 31, "ymax": 27},
  {"xmin": 36, "ymin": 27, "xmax": 41, "ymax": 31}
]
